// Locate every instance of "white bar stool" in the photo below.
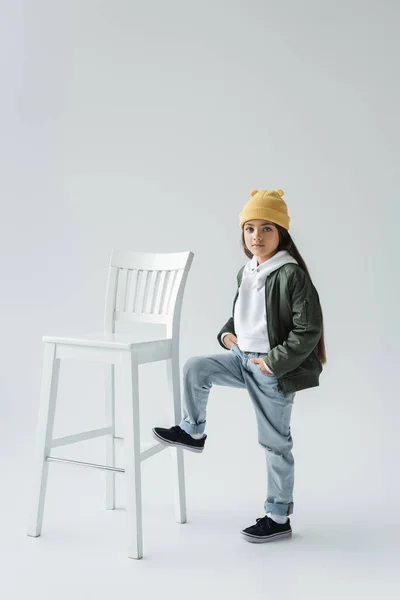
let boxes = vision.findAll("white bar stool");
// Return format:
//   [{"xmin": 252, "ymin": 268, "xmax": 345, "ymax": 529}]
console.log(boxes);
[{"xmin": 27, "ymin": 249, "xmax": 194, "ymax": 559}]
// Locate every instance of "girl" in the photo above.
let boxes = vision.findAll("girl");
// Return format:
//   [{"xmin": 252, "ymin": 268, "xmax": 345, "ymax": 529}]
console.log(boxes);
[{"xmin": 153, "ymin": 189, "xmax": 326, "ymax": 543}]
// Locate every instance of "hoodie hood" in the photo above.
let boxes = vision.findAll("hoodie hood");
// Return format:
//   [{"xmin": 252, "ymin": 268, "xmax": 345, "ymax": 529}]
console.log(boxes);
[{"xmin": 242, "ymin": 250, "xmax": 298, "ymax": 291}]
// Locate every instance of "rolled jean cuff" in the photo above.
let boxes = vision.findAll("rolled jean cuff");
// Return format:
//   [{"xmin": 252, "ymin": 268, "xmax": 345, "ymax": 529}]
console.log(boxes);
[
  {"xmin": 265, "ymin": 501, "xmax": 294, "ymax": 516},
  {"xmin": 179, "ymin": 419, "xmax": 206, "ymax": 435}
]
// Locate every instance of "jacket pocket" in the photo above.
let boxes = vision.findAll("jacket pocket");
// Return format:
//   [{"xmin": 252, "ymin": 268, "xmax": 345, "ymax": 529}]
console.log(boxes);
[{"xmin": 301, "ymin": 299, "xmax": 308, "ymax": 324}]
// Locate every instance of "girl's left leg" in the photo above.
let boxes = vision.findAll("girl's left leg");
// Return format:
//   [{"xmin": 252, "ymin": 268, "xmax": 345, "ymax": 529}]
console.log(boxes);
[{"xmin": 239, "ymin": 350, "xmax": 296, "ymax": 517}]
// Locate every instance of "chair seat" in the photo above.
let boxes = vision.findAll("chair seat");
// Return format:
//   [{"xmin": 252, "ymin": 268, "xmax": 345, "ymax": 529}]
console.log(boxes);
[{"xmin": 42, "ymin": 331, "xmax": 171, "ymax": 351}]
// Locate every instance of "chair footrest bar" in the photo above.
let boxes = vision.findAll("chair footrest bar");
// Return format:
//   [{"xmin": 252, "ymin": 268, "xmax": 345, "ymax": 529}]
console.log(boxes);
[
  {"xmin": 47, "ymin": 441, "xmax": 167, "ymax": 472},
  {"xmin": 140, "ymin": 442, "xmax": 168, "ymax": 462},
  {"xmin": 47, "ymin": 456, "xmax": 125, "ymax": 473}
]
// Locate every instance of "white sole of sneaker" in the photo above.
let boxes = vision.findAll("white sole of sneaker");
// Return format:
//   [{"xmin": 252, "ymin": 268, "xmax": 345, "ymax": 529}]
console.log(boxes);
[
  {"xmin": 151, "ymin": 429, "xmax": 204, "ymax": 453},
  {"xmin": 240, "ymin": 530, "xmax": 292, "ymax": 543}
]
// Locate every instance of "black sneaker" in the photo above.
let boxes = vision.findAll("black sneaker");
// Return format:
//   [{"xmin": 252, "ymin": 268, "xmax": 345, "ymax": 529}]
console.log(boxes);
[
  {"xmin": 240, "ymin": 514, "xmax": 292, "ymax": 543},
  {"xmin": 152, "ymin": 425, "xmax": 207, "ymax": 453}
]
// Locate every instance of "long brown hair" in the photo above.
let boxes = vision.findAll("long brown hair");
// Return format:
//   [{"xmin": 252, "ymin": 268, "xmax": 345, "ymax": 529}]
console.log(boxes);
[{"xmin": 241, "ymin": 225, "xmax": 327, "ymax": 365}]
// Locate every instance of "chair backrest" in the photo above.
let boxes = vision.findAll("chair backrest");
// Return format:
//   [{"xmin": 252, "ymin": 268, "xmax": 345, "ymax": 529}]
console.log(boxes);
[{"xmin": 104, "ymin": 249, "xmax": 194, "ymax": 337}]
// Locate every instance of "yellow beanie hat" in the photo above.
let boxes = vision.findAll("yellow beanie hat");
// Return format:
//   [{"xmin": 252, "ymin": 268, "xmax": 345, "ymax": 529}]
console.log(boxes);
[{"xmin": 239, "ymin": 189, "xmax": 290, "ymax": 231}]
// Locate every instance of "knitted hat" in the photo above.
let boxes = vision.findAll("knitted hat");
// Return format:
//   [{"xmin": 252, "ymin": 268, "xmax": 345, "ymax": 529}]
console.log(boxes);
[{"xmin": 239, "ymin": 189, "xmax": 290, "ymax": 231}]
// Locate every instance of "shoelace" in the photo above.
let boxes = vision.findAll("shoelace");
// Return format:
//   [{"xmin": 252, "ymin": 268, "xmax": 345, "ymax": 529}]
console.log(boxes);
[
  {"xmin": 171, "ymin": 425, "xmax": 204, "ymax": 440},
  {"xmin": 254, "ymin": 515, "xmax": 272, "ymax": 529},
  {"xmin": 171, "ymin": 425, "xmax": 183, "ymax": 433}
]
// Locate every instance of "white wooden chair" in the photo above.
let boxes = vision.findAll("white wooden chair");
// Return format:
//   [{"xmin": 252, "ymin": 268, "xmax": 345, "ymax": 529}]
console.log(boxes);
[{"xmin": 27, "ymin": 249, "xmax": 194, "ymax": 559}]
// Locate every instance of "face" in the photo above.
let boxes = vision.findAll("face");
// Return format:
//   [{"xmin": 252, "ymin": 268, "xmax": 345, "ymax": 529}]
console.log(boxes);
[{"xmin": 243, "ymin": 219, "xmax": 280, "ymax": 264}]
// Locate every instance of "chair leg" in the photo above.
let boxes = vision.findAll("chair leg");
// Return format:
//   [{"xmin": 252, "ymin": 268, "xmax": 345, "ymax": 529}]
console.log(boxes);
[
  {"xmin": 27, "ymin": 343, "xmax": 60, "ymax": 537},
  {"xmin": 105, "ymin": 363, "xmax": 116, "ymax": 510},
  {"xmin": 166, "ymin": 354, "xmax": 187, "ymax": 524},
  {"xmin": 120, "ymin": 352, "xmax": 143, "ymax": 559}
]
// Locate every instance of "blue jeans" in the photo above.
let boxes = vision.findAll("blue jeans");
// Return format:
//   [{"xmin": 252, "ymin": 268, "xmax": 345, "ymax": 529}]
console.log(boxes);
[{"xmin": 179, "ymin": 343, "xmax": 296, "ymax": 516}]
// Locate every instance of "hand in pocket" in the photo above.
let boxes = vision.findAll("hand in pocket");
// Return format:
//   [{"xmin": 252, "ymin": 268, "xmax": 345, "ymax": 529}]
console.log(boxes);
[
  {"xmin": 224, "ymin": 334, "xmax": 238, "ymax": 350},
  {"xmin": 249, "ymin": 357, "xmax": 273, "ymax": 375}
]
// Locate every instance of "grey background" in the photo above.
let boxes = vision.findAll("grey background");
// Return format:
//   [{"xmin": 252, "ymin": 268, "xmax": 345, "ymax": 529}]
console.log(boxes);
[{"xmin": 1, "ymin": 0, "xmax": 399, "ymax": 598}]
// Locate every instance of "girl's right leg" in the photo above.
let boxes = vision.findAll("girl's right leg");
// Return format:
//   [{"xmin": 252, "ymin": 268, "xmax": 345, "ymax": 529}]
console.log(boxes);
[{"xmin": 179, "ymin": 347, "xmax": 246, "ymax": 435}]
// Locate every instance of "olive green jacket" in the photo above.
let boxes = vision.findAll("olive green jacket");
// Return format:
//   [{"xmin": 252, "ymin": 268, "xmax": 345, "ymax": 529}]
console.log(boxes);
[{"xmin": 217, "ymin": 263, "xmax": 324, "ymax": 394}]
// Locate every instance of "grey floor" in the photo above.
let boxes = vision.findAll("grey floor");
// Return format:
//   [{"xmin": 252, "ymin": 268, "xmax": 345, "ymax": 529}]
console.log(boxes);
[{"xmin": 1, "ymin": 421, "xmax": 398, "ymax": 600}]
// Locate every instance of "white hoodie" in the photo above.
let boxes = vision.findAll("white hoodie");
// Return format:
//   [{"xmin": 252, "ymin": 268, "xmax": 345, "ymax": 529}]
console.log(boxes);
[{"xmin": 222, "ymin": 250, "xmax": 298, "ymax": 371}]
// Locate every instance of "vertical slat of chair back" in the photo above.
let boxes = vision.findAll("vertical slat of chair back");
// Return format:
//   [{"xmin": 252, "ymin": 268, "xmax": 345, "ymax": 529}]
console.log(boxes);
[{"xmin": 104, "ymin": 250, "xmax": 194, "ymax": 334}]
